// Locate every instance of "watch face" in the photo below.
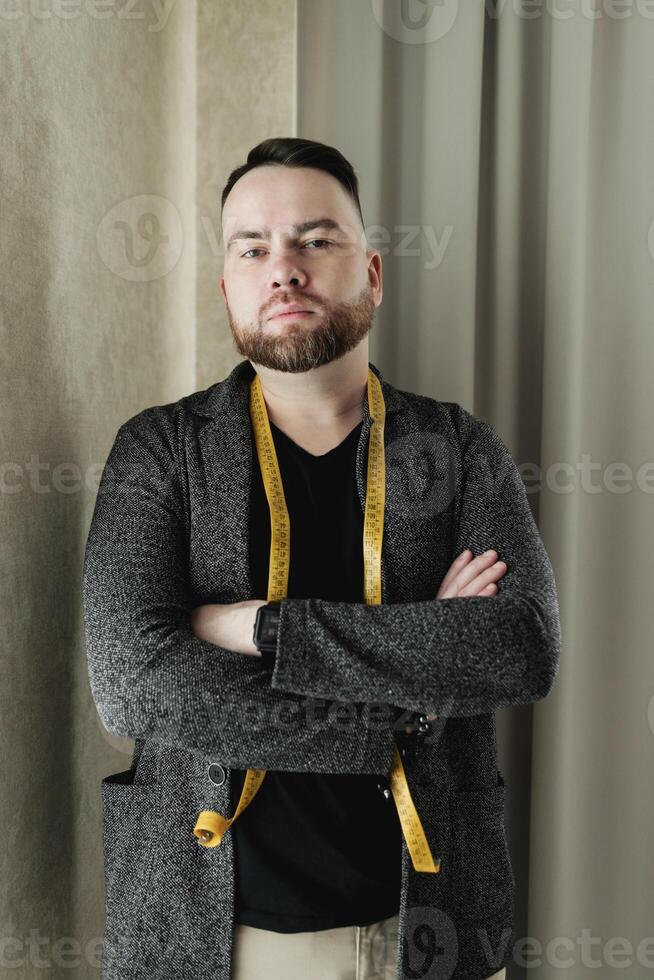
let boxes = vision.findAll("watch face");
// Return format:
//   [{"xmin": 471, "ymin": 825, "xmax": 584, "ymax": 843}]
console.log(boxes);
[{"xmin": 254, "ymin": 604, "xmax": 279, "ymax": 650}]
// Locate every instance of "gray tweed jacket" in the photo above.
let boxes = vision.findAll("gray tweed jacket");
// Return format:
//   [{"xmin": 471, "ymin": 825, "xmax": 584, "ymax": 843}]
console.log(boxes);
[{"xmin": 83, "ymin": 357, "xmax": 561, "ymax": 979}]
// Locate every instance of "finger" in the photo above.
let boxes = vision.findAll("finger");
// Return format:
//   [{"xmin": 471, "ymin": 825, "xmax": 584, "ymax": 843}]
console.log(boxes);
[
  {"xmin": 447, "ymin": 550, "xmax": 499, "ymax": 595},
  {"xmin": 436, "ymin": 548, "xmax": 493, "ymax": 599},
  {"xmin": 435, "ymin": 549, "xmax": 474, "ymax": 598},
  {"xmin": 438, "ymin": 549, "xmax": 472, "ymax": 591},
  {"xmin": 459, "ymin": 560, "xmax": 506, "ymax": 597}
]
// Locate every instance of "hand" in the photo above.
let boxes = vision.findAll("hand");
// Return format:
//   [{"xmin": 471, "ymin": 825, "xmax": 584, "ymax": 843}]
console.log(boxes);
[
  {"xmin": 190, "ymin": 599, "xmax": 268, "ymax": 656},
  {"xmin": 420, "ymin": 550, "xmax": 507, "ymax": 722},
  {"xmin": 436, "ymin": 548, "xmax": 506, "ymax": 599}
]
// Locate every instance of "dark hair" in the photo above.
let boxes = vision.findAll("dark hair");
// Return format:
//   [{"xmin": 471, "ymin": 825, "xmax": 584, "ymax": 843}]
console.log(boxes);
[{"xmin": 221, "ymin": 137, "xmax": 365, "ymax": 230}]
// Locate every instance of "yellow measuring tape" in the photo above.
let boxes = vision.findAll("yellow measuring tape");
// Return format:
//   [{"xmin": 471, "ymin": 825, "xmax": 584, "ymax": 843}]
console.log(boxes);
[{"xmin": 194, "ymin": 368, "xmax": 440, "ymax": 874}]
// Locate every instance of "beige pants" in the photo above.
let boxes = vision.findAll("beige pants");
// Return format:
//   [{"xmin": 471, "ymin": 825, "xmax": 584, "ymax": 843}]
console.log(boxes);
[{"xmin": 232, "ymin": 913, "xmax": 507, "ymax": 979}]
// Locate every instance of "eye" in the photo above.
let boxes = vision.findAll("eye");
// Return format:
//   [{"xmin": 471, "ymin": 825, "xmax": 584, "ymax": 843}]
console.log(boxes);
[{"xmin": 240, "ymin": 239, "xmax": 332, "ymax": 259}]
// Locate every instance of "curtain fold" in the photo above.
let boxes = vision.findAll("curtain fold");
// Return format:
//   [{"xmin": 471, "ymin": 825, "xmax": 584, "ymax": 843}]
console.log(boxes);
[{"xmin": 298, "ymin": 3, "xmax": 654, "ymax": 977}]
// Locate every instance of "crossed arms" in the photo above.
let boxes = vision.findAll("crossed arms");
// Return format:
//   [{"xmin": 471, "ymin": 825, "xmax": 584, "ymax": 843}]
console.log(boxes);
[{"xmin": 82, "ymin": 405, "xmax": 561, "ymax": 774}]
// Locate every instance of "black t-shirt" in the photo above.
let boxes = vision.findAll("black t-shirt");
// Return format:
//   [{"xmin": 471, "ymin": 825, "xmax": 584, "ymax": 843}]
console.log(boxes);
[{"xmin": 230, "ymin": 416, "xmax": 403, "ymax": 933}]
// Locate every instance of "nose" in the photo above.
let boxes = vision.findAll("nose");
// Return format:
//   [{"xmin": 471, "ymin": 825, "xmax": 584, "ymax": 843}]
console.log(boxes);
[
  {"xmin": 272, "ymin": 274, "xmax": 303, "ymax": 289},
  {"xmin": 269, "ymin": 258, "xmax": 308, "ymax": 291}
]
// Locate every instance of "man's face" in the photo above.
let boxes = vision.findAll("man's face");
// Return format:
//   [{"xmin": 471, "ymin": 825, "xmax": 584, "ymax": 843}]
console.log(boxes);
[{"xmin": 219, "ymin": 165, "xmax": 382, "ymax": 373}]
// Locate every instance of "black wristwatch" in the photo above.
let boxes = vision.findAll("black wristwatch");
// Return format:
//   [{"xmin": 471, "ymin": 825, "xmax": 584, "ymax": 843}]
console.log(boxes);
[{"xmin": 252, "ymin": 601, "xmax": 281, "ymax": 666}]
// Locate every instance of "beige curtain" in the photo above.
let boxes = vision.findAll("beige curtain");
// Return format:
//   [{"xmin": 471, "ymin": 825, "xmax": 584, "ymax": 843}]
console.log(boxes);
[
  {"xmin": 3, "ymin": 0, "xmax": 653, "ymax": 977},
  {"xmin": 297, "ymin": 2, "xmax": 654, "ymax": 977},
  {"xmin": 1, "ymin": 2, "xmax": 294, "ymax": 977}
]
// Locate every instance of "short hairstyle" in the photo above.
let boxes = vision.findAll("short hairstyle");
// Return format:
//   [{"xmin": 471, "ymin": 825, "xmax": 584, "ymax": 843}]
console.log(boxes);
[{"xmin": 221, "ymin": 137, "xmax": 365, "ymax": 232}]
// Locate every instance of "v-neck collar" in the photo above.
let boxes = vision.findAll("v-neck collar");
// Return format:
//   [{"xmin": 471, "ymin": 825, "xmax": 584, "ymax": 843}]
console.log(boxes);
[{"xmin": 269, "ymin": 418, "xmax": 364, "ymax": 461}]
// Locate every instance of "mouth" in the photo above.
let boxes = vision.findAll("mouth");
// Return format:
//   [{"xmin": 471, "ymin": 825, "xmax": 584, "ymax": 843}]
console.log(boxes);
[{"xmin": 269, "ymin": 310, "xmax": 315, "ymax": 321}]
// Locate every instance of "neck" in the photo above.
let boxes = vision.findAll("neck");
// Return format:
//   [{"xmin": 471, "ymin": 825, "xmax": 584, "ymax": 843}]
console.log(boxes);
[{"xmin": 252, "ymin": 347, "xmax": 369, "ymax": 430}]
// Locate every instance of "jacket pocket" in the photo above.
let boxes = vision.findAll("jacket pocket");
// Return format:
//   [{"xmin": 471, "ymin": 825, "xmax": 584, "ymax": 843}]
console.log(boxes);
[
  {"xmin": 447, "ymin": 781, "xmax": 515, "ymax": 922},
  {"xmin": 100, "ymin": 768, "xmax": 161, "ymax": 945}
]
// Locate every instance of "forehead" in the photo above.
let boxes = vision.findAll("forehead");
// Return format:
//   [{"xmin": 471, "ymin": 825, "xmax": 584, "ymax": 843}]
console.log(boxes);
[{"xmin": 222, "ymin": 165, "xmax": 361, "ymax": 238}]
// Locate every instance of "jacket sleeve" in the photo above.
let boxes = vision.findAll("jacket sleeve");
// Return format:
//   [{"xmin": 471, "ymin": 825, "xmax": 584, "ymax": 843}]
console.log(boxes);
[
  {"xmin": 82, "ymin": 412, "xmax": 398, "ymax": 775},
  {"xmin": 270, "ymin": 405, "xmax": 562, "ymax": 718}
]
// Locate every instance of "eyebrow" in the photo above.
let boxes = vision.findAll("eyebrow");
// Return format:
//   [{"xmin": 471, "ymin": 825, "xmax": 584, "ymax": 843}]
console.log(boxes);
[{"xmin": 226, "ymin": 217, "xmax": 346, "ymax": 250}]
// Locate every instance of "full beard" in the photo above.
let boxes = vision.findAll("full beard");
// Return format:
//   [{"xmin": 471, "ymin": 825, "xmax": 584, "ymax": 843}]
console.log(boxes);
[{"xmin": 227, "ymin": 281, "xmax": 376, "ymax": 374}]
